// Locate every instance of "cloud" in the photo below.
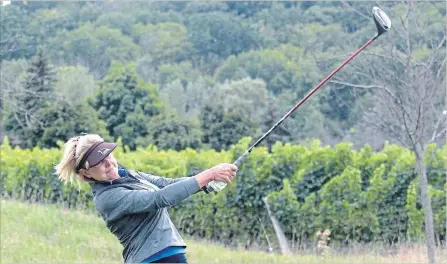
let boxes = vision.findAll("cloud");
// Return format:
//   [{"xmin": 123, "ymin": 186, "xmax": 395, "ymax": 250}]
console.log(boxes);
[{"xmin": 1, "ymin": 1, "xmax": 11, "ymax": 7}]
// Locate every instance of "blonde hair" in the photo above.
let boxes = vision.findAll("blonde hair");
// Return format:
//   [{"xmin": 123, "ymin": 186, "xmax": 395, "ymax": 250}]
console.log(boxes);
[{"xmin": 54, "ymin": 134, "xmax": 104, "ymax": 186}]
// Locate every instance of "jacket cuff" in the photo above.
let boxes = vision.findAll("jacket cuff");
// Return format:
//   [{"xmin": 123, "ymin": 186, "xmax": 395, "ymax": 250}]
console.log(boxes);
[{"xmin": 182, "ymin": 177, "xmax": 201, "ymax": 195}]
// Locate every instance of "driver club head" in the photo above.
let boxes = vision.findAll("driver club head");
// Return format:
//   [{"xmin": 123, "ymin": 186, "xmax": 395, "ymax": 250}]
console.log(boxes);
[{"xmin": 372, "ymin": 6, "xmax": 391, "ymax": 36}]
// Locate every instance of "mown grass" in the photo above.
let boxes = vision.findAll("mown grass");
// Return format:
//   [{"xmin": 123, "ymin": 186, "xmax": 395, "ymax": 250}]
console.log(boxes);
[{"xmin": 1, "ymin": 199, "xmax": 445, "ymax": 263}]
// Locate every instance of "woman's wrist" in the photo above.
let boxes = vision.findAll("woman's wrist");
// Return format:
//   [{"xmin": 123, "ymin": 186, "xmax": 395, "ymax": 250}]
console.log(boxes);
[{"xmin": 194, "ymin": 170, "xmax": 214, "ymax": 188}]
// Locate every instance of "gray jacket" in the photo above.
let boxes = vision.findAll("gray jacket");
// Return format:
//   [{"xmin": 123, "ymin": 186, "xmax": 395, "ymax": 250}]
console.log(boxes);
[{"xmin": 90, "ymin": 169, "xmax": 201, "ymax": 263}]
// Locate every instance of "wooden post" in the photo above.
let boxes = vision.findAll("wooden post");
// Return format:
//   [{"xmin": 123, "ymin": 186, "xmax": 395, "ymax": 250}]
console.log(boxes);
[{"xmin": 263, "ymin": 197, "xmax": 290, "ymax": 255}]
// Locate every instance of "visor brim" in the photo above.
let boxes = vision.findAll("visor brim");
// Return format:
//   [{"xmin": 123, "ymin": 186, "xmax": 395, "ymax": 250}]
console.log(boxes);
[{"xmin": 85, "ymin": 142, "xmax": 118, "ymax": 168}]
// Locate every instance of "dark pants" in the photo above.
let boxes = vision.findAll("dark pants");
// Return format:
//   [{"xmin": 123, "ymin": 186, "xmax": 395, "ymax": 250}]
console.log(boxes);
[{"xmin": 150, "ymin": 253, "xmax": 187, "ymax": 263}]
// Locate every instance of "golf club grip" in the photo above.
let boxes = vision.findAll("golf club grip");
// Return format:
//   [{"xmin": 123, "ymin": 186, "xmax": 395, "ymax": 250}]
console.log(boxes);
[
  {"xmin": 206, "ymin": 180, "xmax": 227, "ymax": 193},
  {"xmin": 233, "ymin": 151, "xmax": 250, "ymax": 167},
  {"xmin": 205, "ymin": 151, "xmax": 250, "ymax": 193}
]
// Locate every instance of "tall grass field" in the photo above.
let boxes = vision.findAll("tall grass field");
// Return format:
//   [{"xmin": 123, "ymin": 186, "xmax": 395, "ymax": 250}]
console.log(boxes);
[{"xmin": 1, "ymin": 199, "xmax": 445, "ymax": 263}]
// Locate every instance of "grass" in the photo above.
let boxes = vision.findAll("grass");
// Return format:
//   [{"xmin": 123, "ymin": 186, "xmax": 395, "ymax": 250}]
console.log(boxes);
[{"xmin": 1, "ymin": 199, "xmax": 445, "ymax": 263}]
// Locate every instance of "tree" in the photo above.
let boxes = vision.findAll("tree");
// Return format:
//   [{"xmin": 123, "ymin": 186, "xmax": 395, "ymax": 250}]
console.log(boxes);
[
  {"xmin": 260, "ymin": 99, "xmax": 291, "ymax": 150},
  {"xmin": 94, "ymin": 12, "xmax": 134, "ymax": 36},
  {"xmin": 265, "ymin": 90, "xmax": 327, "ymax": 146},
  {"xmin": 76, "ymin": 2, "xmax": 103, "ymax": 24},
  {"xmin": 28, "ymin": 7, "xmax": 78, "ymax": 47},
  {"xmin": 252, "ymin": 2, "xmax": 302, "ymax": 31},
  {"xmin": 159, "ymin": 80, "xmax": 187, "ymax": 119},
  {"xmin": 138, "ymin": 112, "xmax": 202, "ymax": 151},
  {"xmin": 200, "ymin": 104, "xmax": 225, "ymax": 151},
  {"xmin": 251, "ymin": 3, "xmax": 304, "ymax": 47},
  {"xmin": 154, "ymin": 61, "xmax": 209, "ymax": 87},
  {"xmin": 200, "ymin": 104, "xmax": 256, "ymax": 151},
  {"xmin": 90, "ymin": 62, "xmax": 163, "ymax": 150},
  {"xmin": 132, "ymin": 22, "xmax": 192, "ymax": 66},
  {"xmin": 187, "ymin": 12, "xmax": 260, "ymax": 71},
  {"xmin": 160, "ymin": 77, "xmax": 213, "ymax": 122},
  {"xmin": 330, "ymin": 2, "xmax": 445, "ymax": 263},
  {"xmin": 54, "ymin": 66, "xmax": 97, "ymax": 105},
  {"xmin": 37, "ymin": 101, "xmax": 110, "ymax": 148},
  {"xmin": 0, "ymin": 59, "xmax": 28, "ymax": 118},
  {"xmin": 131, "ymin": 8, "xmax": 184, "ymax": 26},
  {"xmin": 183, "ymin": 1, "xmax": 227, "ymax": 14},
  {"xmin": 214, "ymin": 48, "xmax": 301, "ymax": 95},
  {"xmin": 225, "ymin": 2, "xmax": 272, "ymax": 17},
  {"xmin": 0, "ymin": 4, "xmax": 33, "ymax": 60},
  {"xmin": 0, "ymin": 59, "xmax": 28, "ymax": 144},
  {"xmin": 212, "ymin": 78, "xmax": 269, "ymax": 125},
  {"xmin": 46, "ymin": 24, "xmax": 139, "ymax": 79},
  {"xmin": 4, "ymin": 50, "xmax": 57, "ymax": 148}
]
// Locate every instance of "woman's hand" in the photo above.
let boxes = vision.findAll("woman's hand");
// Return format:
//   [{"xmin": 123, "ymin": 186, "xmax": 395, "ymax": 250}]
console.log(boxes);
[
  {"xmin": 209, "ymin": 163, "xmax": 238, "ymax": 184},
  {"xmin": 195, "ymin": 163, "xmax": 238, "ymax": 188}
]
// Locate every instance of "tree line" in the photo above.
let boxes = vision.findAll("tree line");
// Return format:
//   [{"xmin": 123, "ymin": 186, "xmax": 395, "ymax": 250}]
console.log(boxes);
[{"xmin": 2, "ymin": 1, "xmax": 444, "ymax": 151}]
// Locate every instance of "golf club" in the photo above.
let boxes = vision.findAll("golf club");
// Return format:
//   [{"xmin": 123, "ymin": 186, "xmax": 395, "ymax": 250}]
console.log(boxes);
[{"xmin": 205, "ymin": 6, "xmax": 392, "ymax": 193}]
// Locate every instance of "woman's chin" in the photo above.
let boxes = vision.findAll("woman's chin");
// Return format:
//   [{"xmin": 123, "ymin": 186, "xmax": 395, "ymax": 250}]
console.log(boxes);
[{"xmin": 107, "ymin": 170, "xmax": 119, "ymax": 180}]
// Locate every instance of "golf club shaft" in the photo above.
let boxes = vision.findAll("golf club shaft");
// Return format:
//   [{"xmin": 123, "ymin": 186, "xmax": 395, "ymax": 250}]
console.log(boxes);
[
  {"xmin": 234, "ymin": 37, "xmax": 376, "ymax": 166},
  {"xmin": 207, "ymin": 6, "xmax": 390, "ymax": 193}
]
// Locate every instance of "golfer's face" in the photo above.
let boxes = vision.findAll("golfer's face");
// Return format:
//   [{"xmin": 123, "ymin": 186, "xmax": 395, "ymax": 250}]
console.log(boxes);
[{"xmin": 88, "ymin": 153, "xmax": 119, "ymax": 181}]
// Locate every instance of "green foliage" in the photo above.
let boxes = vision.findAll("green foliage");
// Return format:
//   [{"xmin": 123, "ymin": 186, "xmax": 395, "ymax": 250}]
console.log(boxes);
[
  {"xmin": 200, "ymin": 105, "xmax": 257, "ymax": 151},
  {"xmin": 90, "ymin": 62, "xmax": 163, "ymax": 150},
  {"xmin": 269, "ymin": 90, "xmax": 326, "ymax": 144},
  {"xmin": 225, "ymin": 2, "xmax": 273, "ymax": 17},
  {"xmin": 3, "ymin": 1, "xmax": 444, "ymax": 152},
  {"xmin": 1, "ymin": 137, "xmax": 445, "ymax": 248},
  {"xmin": 138, "ymin": 112, "xmax": 202, "ymax": 151},
  {"xmin": 0, "ymin": 59, "xmax": 28, "ymax": 119},
  {"xmin": 159, "ymin": 77, "xmax": 214, "ymax": 122},
  {"xmin": 4, "ymin": 50, "xmax": 57, "ymax": 148},
  {"xmin": 183, "ymin": 1, "xmax": 228, "ymax": 14},
  {"xmin": 94, "ymin": 12, "xmax": 134, "ymax": 36},
  {"xmin": 267, "ymin": 178, "xmax": 302, "ymax": 235},
  {"xmin": 318, "ymin": 168, "xmax": 377, "ymax": 243},
  {"xmin": 131, "ymin": 8, "xmax": 184, "ymax": 25},
  {"xmin": 187, "ymin": 12, "xmax": 260, "ymax": 60},
  {"xmin": 292, "ymin": 142, "xmax": 355, "ymax": 202},
  {"xmin": 253, "ymin": 3, "xmax": 302, "ymax": 32},
  {"xmin": 54, "ymin": 66, "xmax": 97, "ymax": 105},
  {"xmin": 407, "ymin": 181, "xmax": 447, "ymax": 242},
  {"xmin": 28, "ymin": 7, "xmax": 78, "ymax": 44},
  {"xmin": 151, "ymin": 62, "xmax": 209, "ymax": 87},
  {"xmin": 212, "ymin": 78, "xmax": 269, "ymax": 125},
  {"xmin": 0, "ymin": 4, "xmax": 35, "ymax": 60},
  {"xmin": 46, "ymin": 23, "xmax": 139, "ymax": 78},
  {"xmin": 406, "ymin": 181, "xmax": 424, "ymax": 240},
  {"xmin": 37, "ymin": 101, "xmax": 110, "ymax": 148},
  {"xmin": 215, "ymin": 48, "xmax": 301, "ymax": 95},
  {"xmin": 132, "ymin": 22, "xmax": 191, "ymax": 65},
  {"xmin": 425, "ymin": 144, "xmax": 447, "ymax": 190}
]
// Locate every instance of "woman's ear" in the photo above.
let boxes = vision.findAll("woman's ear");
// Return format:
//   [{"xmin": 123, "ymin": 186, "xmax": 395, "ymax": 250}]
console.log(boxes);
[{"xmin": 79, "ymin": 169, "xmax": 91, "ymax": 178}]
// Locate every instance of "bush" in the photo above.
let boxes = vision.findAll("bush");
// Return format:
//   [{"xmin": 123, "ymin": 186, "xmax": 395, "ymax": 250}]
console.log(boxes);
[{"xmin": 1, "ymin": 136, "xmax": 445, "ymax": 248}]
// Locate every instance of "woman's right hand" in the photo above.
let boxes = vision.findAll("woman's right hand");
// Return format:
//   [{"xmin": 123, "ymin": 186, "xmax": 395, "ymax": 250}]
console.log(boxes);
[
  {"xmin": 195, "ymin": 163, "xmax": 238, "ymax": 188},
  {"xmin": 208, "ymin": 163, "xmax": 238, "ymax": 184}
]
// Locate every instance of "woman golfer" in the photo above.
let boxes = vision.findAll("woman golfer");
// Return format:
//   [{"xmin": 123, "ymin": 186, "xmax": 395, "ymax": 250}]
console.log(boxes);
[{"xmin": 55, "ymin": 134, "xmax": 237, "ymax": 263}]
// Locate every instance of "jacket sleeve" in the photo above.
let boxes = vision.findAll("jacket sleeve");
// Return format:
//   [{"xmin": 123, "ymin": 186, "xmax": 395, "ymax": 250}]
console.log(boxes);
[
  {"xmin": 94, "ymin": 177, "xmax": 200, "ymax": 222},
  {"xmin": 138, "ymin": 171, "xmax": 189, "ymax": 189}
]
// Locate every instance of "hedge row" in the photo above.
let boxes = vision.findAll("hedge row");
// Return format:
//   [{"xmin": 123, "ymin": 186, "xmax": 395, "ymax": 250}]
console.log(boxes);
[{"xmin": 1, "ymin": 136, "xmax": 445, "ymax": 249}]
